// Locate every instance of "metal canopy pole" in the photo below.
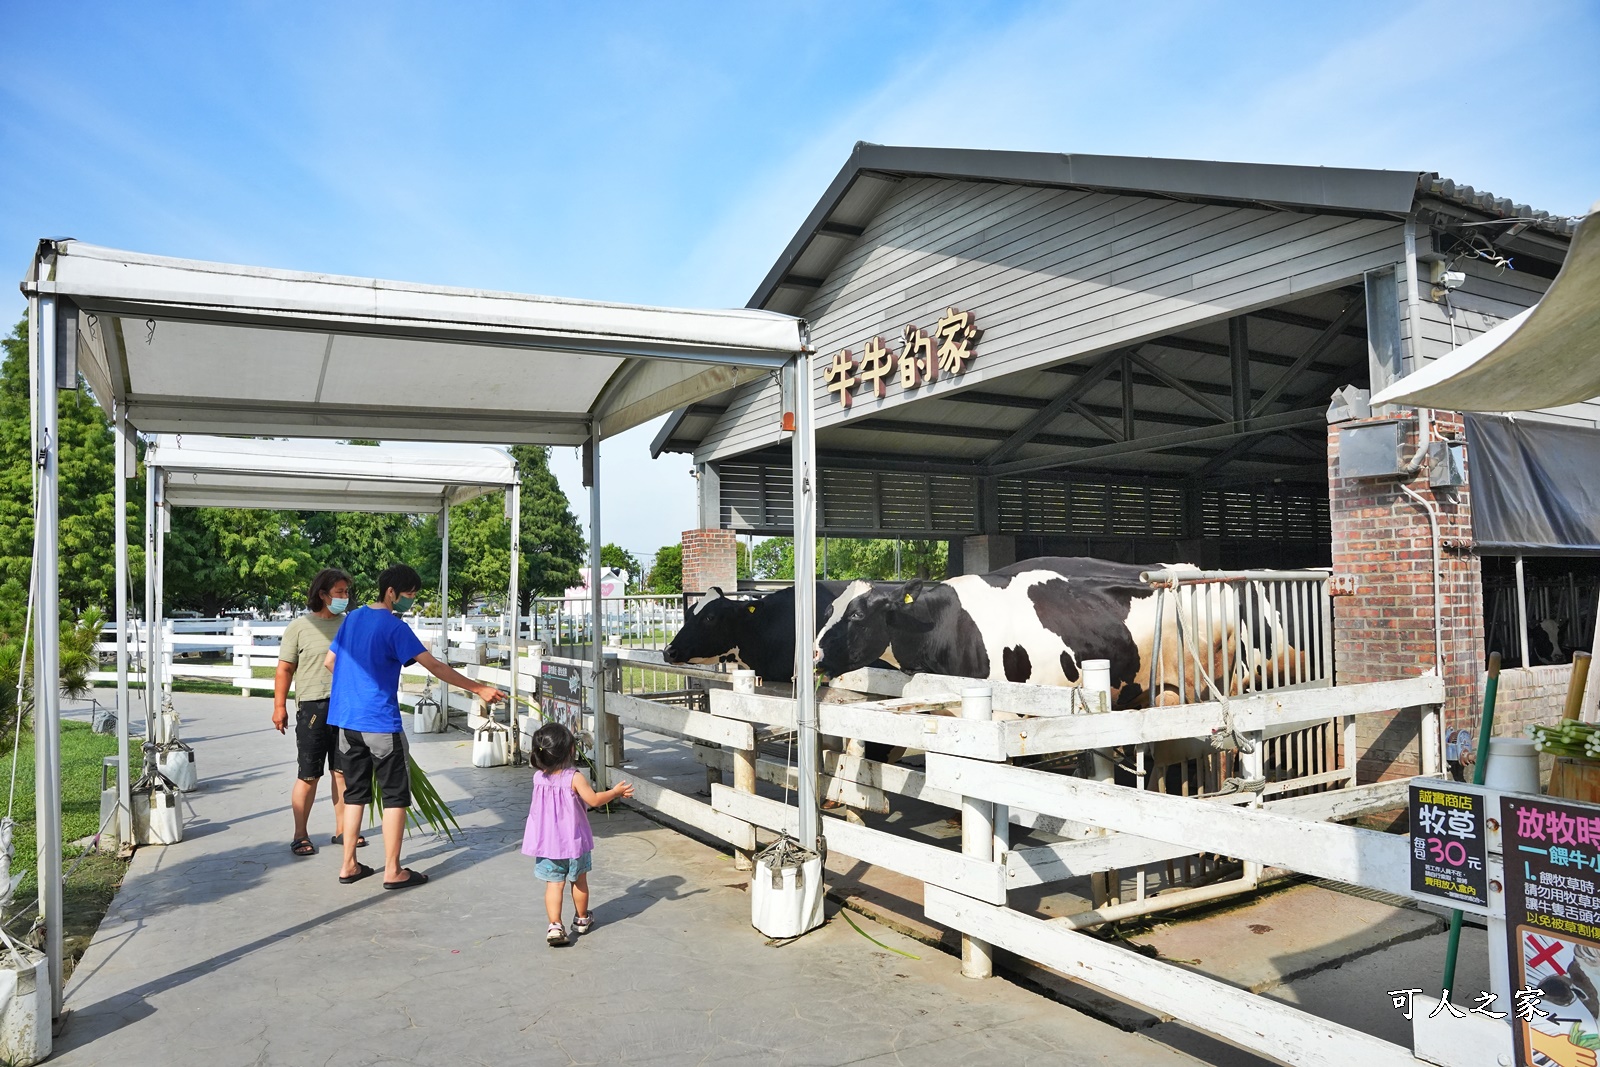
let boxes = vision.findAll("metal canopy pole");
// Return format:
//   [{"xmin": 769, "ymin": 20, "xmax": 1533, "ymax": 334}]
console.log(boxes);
[
  {"xmin": 507, "ymin": 478, "xmax": 521, "ymax": 751},
  {"xmin": 154, "ymin": 469, "xmax": 167, "ymax": 708},
  {"xmin": 790, "ymin": 351, "xmax": 821, "ymax": 855},
  {"xmin": 144, "ymin": 457, "xmax": 156, "ymax": 749},
  {"xmin": 29, "ymin": 291, "xmax": 65, "ymax": 1017},
  {"xmin": 587, "ymin": 428, "xmax": 607, "ymax": 789},
  {"xmin": 438, "ymin": 499, "xmax": 450, "ymax": 717},
  {"xmin": 113, "ymin": 411, "xmax": 132, "ymax": 846}
]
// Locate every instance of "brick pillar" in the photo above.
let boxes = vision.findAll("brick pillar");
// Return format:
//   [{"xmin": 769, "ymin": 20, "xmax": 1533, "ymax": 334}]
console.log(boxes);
[
  {"xmin": 682, "ymin": 528, "xmax": 738, "ymax": 596},
  {"xmin": 1329, "ymin": 412, "xmax": 1483, "ymax": 782}
]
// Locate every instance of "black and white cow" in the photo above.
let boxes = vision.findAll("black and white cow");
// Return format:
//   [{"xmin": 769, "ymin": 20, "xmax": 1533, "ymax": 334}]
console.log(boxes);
[
  {"xmin": 664, "ymin": 582, "xmax": 852, "ymax": 683},
  {"xmin": 813, "ymin": 557, "xmax": 1292, "ymax": 710}
]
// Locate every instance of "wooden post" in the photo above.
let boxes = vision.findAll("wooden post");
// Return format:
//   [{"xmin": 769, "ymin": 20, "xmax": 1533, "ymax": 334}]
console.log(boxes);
[
  {"xmin": 960, "ymin": 685, "xmax": 995, "ymax": 979},
  {"xmin": 730, "ymin": 668, "xmax": 756, "ymax": 870}
]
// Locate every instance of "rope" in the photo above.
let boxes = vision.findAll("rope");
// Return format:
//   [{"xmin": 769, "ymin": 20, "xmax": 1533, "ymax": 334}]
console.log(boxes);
[{"xmin": 1170, "ymin": 590, "xmax": 1255, "ymax": 755}]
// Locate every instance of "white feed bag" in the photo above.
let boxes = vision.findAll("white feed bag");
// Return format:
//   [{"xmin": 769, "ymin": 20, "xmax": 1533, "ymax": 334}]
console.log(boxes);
[
  {"xmin": 751, "ymin": 838, "xmax": 825, "ymax": 939},
  {"xmin": 158, "ymin": 743, "xmax": 198, "ymax": 792},
  {"xmin": 152, "ymin": 706, "xmax": 181, "ymax": 746},
  {"xmin": 412, "ymin": 697, "xmax": 446, "ymax": 735},
  {"xmin": 132, "ymin": 781, "xmax": 184, "ymax": 846},
  {"xmin": 471, "ymin": 723, "xmax": 510, "ymax": 768},
  {"xmin": 0, "ymin": 949, "xmax": 51, "ymax": 1066}
]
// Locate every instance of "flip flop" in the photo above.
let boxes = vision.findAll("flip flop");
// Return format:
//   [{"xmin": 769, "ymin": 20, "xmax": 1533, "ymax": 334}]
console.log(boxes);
[
  {"xmin": 383, "ymin": 868, "xmax": 429, "ymax": 891},
  {"xmin": 290, "ymin": 836, "xmax": 316, "ymax": 857},
  {"xmin": 338, "ymin": 862, "xmax": 375, "ymax": 885},
  {"xmin": 330, "ymin": 833, "xmax": 368, "ymax": 848}
]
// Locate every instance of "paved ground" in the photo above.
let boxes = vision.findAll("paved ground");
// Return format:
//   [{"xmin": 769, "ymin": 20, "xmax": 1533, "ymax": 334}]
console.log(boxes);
[{"xmin": 52, "ymin": 693, "xmax": 1209, "ymax": 1067}]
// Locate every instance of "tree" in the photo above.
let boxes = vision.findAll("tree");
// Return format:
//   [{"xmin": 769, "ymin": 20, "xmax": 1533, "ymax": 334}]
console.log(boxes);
[
  {"xmin": 163, "ymin": 507, "xmax": 319, "ymax": 615},
  {"xmin": 0, "ymin": 318, "xmax": 141, "ymax": 617},
  {"xmin": 302, "ymin": 511, "xmax": 436, "ymax": 606},
  {"xmin": 645, "ymin": 544, "xmax": 683, "ymax": 593},
  {"xmin": 752, "ymin": 537, "xmax": 794, "ymax": 580},
  {"xmin": 748, "ymin": 536, "xmax": 948, "ymax": 582},
  {"xmin": 600, "ymin": 544, "xmax": 641, "ymax": 589},
  {"xmin": 512, "ymin": 445, "xmax": 585, "ymax": 611}
]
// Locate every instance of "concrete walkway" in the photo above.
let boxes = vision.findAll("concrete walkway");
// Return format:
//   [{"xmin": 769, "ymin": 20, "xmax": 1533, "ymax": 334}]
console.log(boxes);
[{"xmin": 53, "ymin": 693, "xmax": 1206, "ymax": 1067}]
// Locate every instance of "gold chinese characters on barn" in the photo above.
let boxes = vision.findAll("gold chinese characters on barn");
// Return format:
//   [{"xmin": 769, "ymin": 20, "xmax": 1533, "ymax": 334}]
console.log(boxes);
[{"xmin": 823, "ymin": 307, "xmax": 979, "ymax": 408}]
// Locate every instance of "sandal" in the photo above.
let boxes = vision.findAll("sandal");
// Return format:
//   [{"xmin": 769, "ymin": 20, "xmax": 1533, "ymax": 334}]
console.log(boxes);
[
  {"xmin": 338, "ymin": 862, "xmax": 375, "ymax": 885},
  {"xmin": 291, "ymin": 836, "xmax": 316, "ymax": 857},
  {"xmin": 546, "ymin": 922, "xmax": 569, "ymax": 946},
  {"xmin": 330, "ymin": 833, "xmax": 368, "ymax": 848},
  {"xmin": 382, "ymin": 868, "xmax": 429, "ymax": 891},
  {"xmin": 571, "ymin": 914, "xmax": 593, "ymax": 935}
]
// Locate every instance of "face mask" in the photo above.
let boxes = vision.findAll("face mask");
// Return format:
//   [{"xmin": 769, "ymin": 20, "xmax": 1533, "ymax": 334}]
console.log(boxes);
[
  {"xmin": 328, "ymin": 597, "xmax": 349, "ymax": 615},
  {"xmin": 392, "ymin": 594, "xmax": 416, "ymax": 613}
]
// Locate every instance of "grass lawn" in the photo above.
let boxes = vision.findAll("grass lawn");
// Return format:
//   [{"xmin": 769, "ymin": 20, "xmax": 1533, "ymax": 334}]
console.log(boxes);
[{"xmin": 0, "ymin": 720, "xmax": 129, "ymax": 977}]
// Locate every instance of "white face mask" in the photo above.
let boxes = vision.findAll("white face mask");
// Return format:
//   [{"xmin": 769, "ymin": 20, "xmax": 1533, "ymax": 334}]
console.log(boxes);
[{"xmin": 328, "ymin": 596, "xmax": 349, "ymax": 615}]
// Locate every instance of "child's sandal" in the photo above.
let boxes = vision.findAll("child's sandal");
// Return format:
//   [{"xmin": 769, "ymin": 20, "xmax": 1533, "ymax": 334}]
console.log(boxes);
[
  {"xmin": 546, "ymin": 922, "xmax": 569, "ymax": 946},
  {"xmin": 572, "ymin": 914, "xmax": 593, "ymax": 935}
]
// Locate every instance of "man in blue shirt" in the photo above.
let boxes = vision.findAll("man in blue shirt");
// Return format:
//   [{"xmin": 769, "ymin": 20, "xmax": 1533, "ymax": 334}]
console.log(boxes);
[{"xmin": 326, "ymin": 563, "xmax": 505, "ymax": 890}]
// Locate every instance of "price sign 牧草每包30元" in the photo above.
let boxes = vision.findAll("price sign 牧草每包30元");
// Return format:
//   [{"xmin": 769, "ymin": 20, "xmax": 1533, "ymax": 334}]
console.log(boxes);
[{"xmin": 1409, "ymin": 783, "xmax": 1488, "ymax": 908}]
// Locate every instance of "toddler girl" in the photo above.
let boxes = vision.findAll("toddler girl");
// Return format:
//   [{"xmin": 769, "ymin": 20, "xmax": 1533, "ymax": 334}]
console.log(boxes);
[{"xmin": 522, "ymin": 722, "xmax": 634, "ymax": 945}]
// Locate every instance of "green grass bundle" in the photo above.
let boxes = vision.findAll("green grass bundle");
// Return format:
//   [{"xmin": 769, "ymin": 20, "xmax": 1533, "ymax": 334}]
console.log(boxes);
[
  {"xmin": 1528, "ymin": 721, "xmax": 1600, "ymax": 760},
  {"xmin": 366, "ymin": 755, "xmax": 462, "ymax": 840}
]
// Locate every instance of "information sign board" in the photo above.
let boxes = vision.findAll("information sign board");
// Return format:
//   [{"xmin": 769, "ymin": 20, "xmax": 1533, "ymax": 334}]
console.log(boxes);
[{"xmin": 1409, "ymin": 782, "xmax": 1489, "ymax": 907}]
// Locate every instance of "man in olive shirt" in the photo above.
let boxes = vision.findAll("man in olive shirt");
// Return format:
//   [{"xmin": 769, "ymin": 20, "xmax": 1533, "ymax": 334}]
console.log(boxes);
[{"xmin": 273, "ymin": 569, "xmax": 353, "ymax": 856}]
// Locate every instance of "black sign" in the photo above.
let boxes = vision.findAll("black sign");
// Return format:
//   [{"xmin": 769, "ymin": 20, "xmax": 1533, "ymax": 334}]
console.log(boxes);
[
  {"xmin": 539, "ymin": 661, "xmax": 585, "ymax": 738},
  {"xmin": 1502, "ymin": 795, "xmax": 1600, "ymax": 1066},
  {"xmin": 1408, "ymin": 782, "xmax": 1489, "ymax": 907}
]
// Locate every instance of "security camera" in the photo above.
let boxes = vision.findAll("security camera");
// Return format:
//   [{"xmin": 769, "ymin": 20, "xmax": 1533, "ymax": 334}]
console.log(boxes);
[{"xmin": 1441, "ymin": 271, "xmax": 1466, "ymax": 290}]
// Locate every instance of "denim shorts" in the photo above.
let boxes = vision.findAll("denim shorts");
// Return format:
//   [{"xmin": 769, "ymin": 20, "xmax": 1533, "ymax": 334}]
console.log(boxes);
[{"xmin": 534, "ymin": 852, "xmax": 593, "ymax": 883}]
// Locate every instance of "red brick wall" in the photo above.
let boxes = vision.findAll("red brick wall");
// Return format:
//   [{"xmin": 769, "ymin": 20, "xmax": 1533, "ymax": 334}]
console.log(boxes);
[
  {"xmin": 1328, "ymin": 412, "xmax": 1484, "ymax": 782},
  {"xmin": 682, "ymin": 528, "xmax": 738, "ymax": 596}
]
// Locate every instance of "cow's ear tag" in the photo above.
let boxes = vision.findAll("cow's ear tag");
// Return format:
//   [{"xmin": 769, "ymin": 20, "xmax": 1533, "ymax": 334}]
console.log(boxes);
[
  {"xmin": 903, "ymin": 594, "xmax": 915, "ymax": 604},
  {"xmin": 747, "ymin": 605, "xmax": 756, "ymax": 613}
]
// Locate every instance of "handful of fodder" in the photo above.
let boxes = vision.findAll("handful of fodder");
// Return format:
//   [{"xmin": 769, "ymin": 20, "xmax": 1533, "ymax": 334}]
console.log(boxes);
[
  {"xmin": 1529, "ymin": 721, "xmax": 1600, "ymax": 760},
  {"xmin": 366, "ymin": 755, "xmax": 462, "ymax": 839}
]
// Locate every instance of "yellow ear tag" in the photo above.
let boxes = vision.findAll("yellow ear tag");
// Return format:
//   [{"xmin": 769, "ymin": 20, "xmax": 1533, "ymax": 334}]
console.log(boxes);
[
  {"xmin": 903, "ymin": 594, "xmax": 914, "ymax": 604},
  {"xmin": 748, "ymin": 605, "xmax": 756, "ymax": 613}
]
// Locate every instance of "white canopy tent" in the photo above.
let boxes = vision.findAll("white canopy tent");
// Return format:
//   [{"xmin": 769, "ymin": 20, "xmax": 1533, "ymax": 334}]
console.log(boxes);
[
  {"xmin": 139, "ymin": 435, "xmax": 524, "ymax": 820},
  {"xmin": 21, "ymin": 239, "xmax": 821, "ymax": 1020}
]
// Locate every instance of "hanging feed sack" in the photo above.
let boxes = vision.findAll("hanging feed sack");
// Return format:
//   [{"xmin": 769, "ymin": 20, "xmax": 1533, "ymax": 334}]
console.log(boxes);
[
  {"xmin": 412, "ymin": 695, "xmax": 446, "ymax": 734},
  {"xmin": 152, "ymin": 703, "xmax": 181, "ymax": 746},
  {"xmin": 132, "ymin": 774, "xmax": 184, "ymax": 845},
  {"xmin": 157, "ymin": 740, "xmax": 198, "ymax": 792},
  {"xmin": 471, "ymin": 720, "xmax": 511, "ymax": 768},
  {"xmin": 0, "ymin": 946, "xmax": 50, "ymax": 1066},
  {"xmin": 750, "ymin": 835, "xmax": 825, "ymax": 939}
]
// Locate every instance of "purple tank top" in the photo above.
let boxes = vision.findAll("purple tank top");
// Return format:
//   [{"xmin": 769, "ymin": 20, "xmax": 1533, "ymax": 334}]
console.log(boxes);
[{"xmin": 521, "ymin": 767, "xmax": 594, "ymax": 859}]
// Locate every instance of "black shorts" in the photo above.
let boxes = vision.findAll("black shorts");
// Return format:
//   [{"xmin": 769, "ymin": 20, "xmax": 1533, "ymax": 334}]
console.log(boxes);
[
  {"xmin": 337, "ymin": 729, "xmax": 412, "ymax": 809},
  {"xmin": 294, "ymin": 700, "xmax": 339, "ymax": 781}
]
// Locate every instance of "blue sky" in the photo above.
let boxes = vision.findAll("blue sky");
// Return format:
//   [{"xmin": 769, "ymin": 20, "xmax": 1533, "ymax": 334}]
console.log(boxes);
[{"xmin": 3, "ymin": 1, "xmax": 1597, "ymax": 564}]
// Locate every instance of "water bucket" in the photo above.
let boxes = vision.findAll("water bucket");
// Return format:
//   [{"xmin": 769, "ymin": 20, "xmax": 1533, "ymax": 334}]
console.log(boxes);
[
  {"xmin": 1081, "ymin": 658, "xmax": 1112, "ymax": 713},
  {"xmin": 132, "ymin": 778, "xmax": 183, "ymax": 845},
  {"xmin": 732, "ymin": 670, "xmax": 756, "ymax": 695},
  {"xmin": 1483, "ymin": 737, "xmax": 1540, "ymax": 795},
  {"xmin": 751, "ymin": 837, "xmax": 825, "ymax": 939},
  {"xmin": 152, "ymin": 705, "xmax": 181, "ymax": 746},
  {"xmin": 158, "ymin": 742, "xmax": 197, "ymax": 792},
  {"xmin": 412, "ymin": 696, "xmax": 446, "ymax": 734},
  {"xmin": 0, "ymin": 949, "xmax": 51, "ymax": 1066},
  {"xmin": 471, "ymin": 722, "xmax": 510, "ymax": 768}
]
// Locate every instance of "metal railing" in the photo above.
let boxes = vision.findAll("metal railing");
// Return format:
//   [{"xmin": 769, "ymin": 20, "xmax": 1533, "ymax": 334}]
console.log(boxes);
[{"xmin": 1141, "ymin": 568, "xmax": 1335, "ymax": 706}]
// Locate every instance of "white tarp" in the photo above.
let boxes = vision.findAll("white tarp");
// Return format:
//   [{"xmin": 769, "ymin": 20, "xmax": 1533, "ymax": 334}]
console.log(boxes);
[
  {"xmin": 146, "ymin": 435, "xmax": 518, "ymax": 513},
  {"xmin": 36, "ymin": 241, "xmax": 806, "ymax": 444},
  {"xmin": 1371, "ymin": 200, "xmax": 1600, "ymax": 411}
]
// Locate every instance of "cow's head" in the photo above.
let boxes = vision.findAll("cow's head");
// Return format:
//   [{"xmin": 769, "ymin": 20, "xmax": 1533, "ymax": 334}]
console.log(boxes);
[
  {"xmin": 664, "ymin": 588, "xmax": 757, "ymax": 666},
  {"xmin": 813, "ymin": 579, "xmax": 936, "ymax": 680}
]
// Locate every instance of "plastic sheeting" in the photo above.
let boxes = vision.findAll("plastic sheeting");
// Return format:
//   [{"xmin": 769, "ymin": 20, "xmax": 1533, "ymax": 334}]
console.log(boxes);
[{"xmin": 1465, "ymin": 413, "xmax": 1600, "ymax": 555}]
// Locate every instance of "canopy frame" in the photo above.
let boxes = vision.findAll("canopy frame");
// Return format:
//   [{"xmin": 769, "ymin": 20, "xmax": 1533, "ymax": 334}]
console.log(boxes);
[{"xmin": 22, "ymin": 240, "xmax": 817, "ymax": 1021}]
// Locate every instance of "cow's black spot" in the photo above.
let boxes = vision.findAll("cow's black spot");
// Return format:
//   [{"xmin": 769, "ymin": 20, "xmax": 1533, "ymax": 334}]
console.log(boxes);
[
  {"xmin": 1027, "ymin": 576, "xmax": 1146, "ymax": 700},
  {"xmin": 1059, "ymin": 650, "xmax": 1079, "ymax": 682},
  {"xmin": 1116, "ymin": 682, "xmax": 1144, "ymax": 709},
  {"xmin": 1003, "ymin": 645, "xmax": 1032, "ymax": 683}
]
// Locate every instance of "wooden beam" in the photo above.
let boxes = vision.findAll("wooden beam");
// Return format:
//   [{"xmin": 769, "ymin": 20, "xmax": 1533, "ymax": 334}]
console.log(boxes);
[
  {"xmin": 924, "ymin": 886, "xmax": 1422, "ymax": 1067},
  {"xmin": 614, "ymin": 770, "xmax": 755, "ymax": 850},
  {"xmin": 1121, "ymin": 354, "xmax": 1136, "ymax": 442},
  {"xmin": 712, "ymin": 785, "xmax": 1009, "ymax": 904},
  {"xmin": 1129, "ymin": 349, "xmax": 1235, "ymax": 423},
  {"xmin": 1251, "ymin": 295, "xmax": 1367, "ymax": 417},
  {"xmin": 608, "ymin": 692, "xmax": 755, "ymax": 748},
  {"xmin": 1229, "ymin": 316, "xmax": 1251, "ymax": 423},
  {"xmin": 985, "ymin": 349, "xmax": 1125, "ymax": 464}
]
